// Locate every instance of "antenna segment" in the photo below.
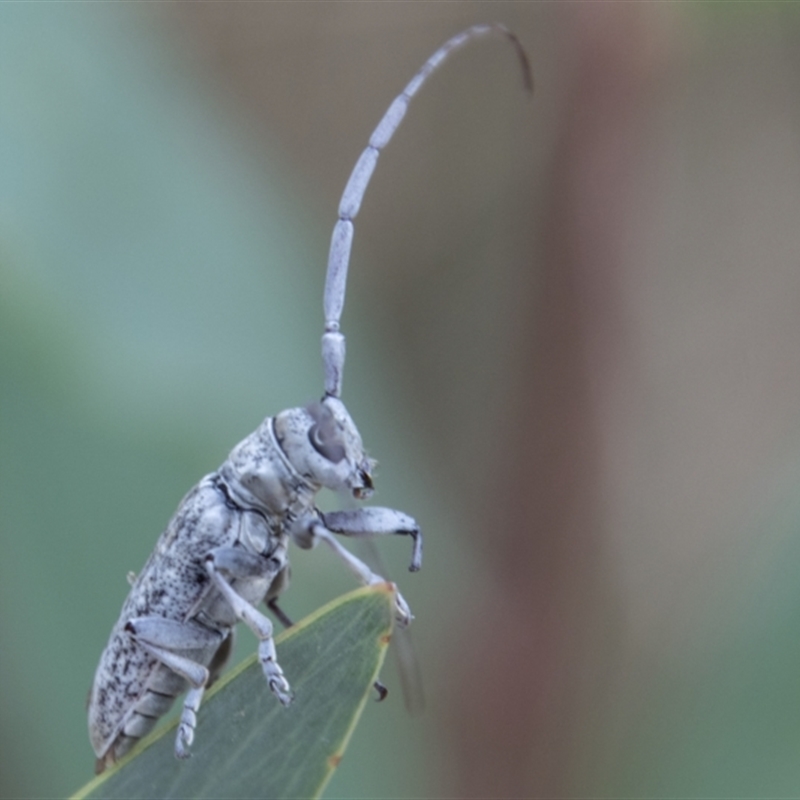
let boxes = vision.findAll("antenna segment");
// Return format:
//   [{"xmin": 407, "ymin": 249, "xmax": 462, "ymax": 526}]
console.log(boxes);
[{"xmin": 321, "ymin": 23, "xmax": 533, "ymax": 398}]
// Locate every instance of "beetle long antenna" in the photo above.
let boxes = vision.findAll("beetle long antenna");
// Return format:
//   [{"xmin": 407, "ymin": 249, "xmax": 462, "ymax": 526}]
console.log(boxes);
[{"xmin": 321, "ymin": 23, "xmax": 533, "ymax": 398}]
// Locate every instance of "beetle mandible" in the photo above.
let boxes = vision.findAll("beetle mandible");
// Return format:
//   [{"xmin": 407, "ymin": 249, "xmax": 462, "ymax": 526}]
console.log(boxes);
[{"xmin": 87, "ymin": 23, "xmax": 532, "ymax": 773}]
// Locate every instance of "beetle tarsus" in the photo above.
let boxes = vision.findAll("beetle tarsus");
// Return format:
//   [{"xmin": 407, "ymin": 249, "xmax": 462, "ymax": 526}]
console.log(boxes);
[{"xmin": 373, "ymin": 680, "xmax": 389, "ymax": 702}]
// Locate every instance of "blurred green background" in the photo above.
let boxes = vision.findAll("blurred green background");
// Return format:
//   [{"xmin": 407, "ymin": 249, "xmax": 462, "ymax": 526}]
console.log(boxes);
[{"xmin": 5, "ymin": 3, "xmax": 800, "ymax": 798}]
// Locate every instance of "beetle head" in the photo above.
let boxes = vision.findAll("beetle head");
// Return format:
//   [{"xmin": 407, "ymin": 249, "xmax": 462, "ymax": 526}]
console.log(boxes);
[{"xmin": 274, "ymin": 397, "xmax": 375, "ymax": 499}]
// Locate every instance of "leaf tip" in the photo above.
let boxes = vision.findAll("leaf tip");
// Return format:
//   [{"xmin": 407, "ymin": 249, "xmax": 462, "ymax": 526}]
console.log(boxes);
[
  {"xmin": 327, "ymin": 753, "xmax": 343, "ymax": 770},
  {"xmin": 373, "ymin": 580, "xmax": 397, "ymax": 598}
]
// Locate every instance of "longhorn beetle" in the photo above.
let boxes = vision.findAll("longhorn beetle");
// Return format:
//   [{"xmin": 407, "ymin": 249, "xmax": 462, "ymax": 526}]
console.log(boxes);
[{"xmin": 88, "ymin": 23, "xmax": 532, "ymax": 773}]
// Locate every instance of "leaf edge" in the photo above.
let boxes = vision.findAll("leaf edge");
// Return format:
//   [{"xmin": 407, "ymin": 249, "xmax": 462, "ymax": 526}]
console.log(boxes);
[{"xmin": 70, "ymin": 583, "xmax": 397, "ymax": 800}]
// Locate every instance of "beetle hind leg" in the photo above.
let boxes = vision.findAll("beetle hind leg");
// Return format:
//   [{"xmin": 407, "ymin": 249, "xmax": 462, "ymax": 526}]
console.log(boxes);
[
  {"xmin": 175, "ymin": 686, "xmax": 205, "ymax": 759},
  {"xmin": 125, "ymin": 616, "xmax": 221, "ymax": 759}
]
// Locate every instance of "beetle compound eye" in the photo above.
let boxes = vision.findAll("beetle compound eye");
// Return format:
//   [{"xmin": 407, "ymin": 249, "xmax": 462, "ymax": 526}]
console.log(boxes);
[
  {"xmin": 306, "ymin": 401, "xmax": 347, "ymax": 463},
  {"xmin": 308, "ymin": 423, "xmax": 346, "ymax": 463}
]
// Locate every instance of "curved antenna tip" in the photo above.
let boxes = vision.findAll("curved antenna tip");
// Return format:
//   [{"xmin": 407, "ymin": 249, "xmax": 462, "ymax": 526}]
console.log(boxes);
[{"xmin": 488, "ymin": 23, "xmax": 534, "ymax": 95}]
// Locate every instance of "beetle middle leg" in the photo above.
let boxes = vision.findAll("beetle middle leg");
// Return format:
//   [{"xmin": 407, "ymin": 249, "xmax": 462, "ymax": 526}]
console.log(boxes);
[
  {"xmin": 205, "ymin": 548, "xmax": 293, "ymax": 706},
  {"xmin": 265, "ymin": 590, "xmax": 388, "ymax": 703},
  {"xmin": 264, "ymin": 563, "xmax": 294, "ymax": 629},
  {"xmin": 207, "ymin": 628, "xmax": 235, "ymax": 687},
  {"xmin": 267, "ymin": 597, "xmax": 295, "ymax": 629}
]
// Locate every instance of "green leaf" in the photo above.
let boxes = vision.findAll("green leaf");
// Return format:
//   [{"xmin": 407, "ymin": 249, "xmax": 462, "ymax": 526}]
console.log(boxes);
[{"xmin": 71, "ymin": 584, "xmax": 396, "ymax": 800}]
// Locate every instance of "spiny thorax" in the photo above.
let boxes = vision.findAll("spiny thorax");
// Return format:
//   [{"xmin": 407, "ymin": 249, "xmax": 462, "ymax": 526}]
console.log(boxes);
[{"xmin": 218, "ymin": 415, "xmax": 318, "ymax": 520}]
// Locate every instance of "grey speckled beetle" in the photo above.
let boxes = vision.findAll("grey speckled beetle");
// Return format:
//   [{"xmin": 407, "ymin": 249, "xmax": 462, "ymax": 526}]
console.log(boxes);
[{"xmin": 88, "ymin": 23, "xmax": 531, "ymax": 773}]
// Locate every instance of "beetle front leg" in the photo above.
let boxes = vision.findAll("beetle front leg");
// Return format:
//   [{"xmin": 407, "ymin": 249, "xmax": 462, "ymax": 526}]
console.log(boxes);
[
  {"xmin": 205, "ymin": 549, "xmax": 293, "ymax": 706},
  {"xmin": 321, "ymin": 508, "xmax": 423, "ymax": 572},
  {"xmin": 310, "ymin": 523, "xmax": 413, "ymax": 626}
]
